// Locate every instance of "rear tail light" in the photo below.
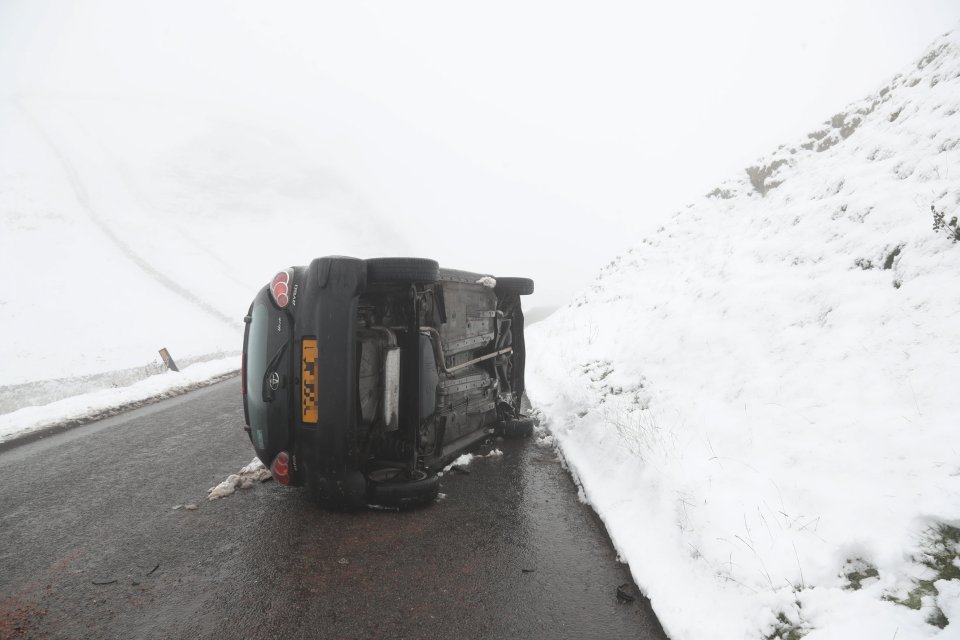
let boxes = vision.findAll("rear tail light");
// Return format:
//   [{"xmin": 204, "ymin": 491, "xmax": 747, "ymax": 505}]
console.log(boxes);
[
  {"xmin": 241, "ymin": 351, "xmax": 247, "ymax": 395},
  {"xmin": 271, "ymin": 451, "xmax": 291, "ymax": 485},
  {"xmin": 270, "ymin": 269, "xmax": 293, "ymax": 308}
]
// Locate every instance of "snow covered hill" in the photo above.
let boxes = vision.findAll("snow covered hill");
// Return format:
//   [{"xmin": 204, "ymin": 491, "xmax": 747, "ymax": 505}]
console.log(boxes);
[
  {"xmin": 0, "ymin": 95, "xmax": 407, "ymax": 410},
  {"xmin": 527, "ymin": 28, "xmax": 960, "ymax": 640}
]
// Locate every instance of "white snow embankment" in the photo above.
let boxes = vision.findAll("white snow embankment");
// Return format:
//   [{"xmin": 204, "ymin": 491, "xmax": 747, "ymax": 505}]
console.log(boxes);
[
  {"xmin": 527, "ymin": 30, "xmax": 960, "ymax": 640},
  {"xmin": 0, "ymin": 357, "xmax": 239, "ymax": 445}
]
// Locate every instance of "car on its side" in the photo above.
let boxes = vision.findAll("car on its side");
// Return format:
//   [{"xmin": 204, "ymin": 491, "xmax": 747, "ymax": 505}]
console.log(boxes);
[{"xmin": 241, "ymin": 256, "xmax": 535, "ymax": 509}]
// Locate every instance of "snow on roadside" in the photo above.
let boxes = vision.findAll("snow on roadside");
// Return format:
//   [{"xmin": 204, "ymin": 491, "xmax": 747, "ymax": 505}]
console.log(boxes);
[
  {"xmin": 527, "ymin": 30, "xmax": 960, "ymax": 640},
  {"xmin": 208, "ymin": 457, "xmax": 272, "ymax": 500},
  {"xmin": 0, "ymin": 357, "xmax": 239, "ymax": 445}
]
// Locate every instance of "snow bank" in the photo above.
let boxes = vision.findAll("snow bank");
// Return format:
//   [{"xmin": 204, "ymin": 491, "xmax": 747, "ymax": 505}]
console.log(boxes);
[
  {"xmin": 527, "ymin": 30, "xmax": 960, "ymax": 640},
  {"xmin": 0, "ymin": 357, "xmax": 239, "ymax": 445}
]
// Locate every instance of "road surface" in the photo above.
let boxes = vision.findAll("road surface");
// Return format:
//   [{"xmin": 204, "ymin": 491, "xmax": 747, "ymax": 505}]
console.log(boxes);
[{"xmin": 0, "ymin": 379, "xmax": 667, "ymax": 639}]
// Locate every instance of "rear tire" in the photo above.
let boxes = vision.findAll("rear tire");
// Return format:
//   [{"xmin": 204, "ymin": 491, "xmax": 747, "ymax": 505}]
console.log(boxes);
[
  {"xmin": 495, "ymin": 277, "xmax": 534, "ymax": 296},
  {"xmin": 366, "ymin": 258, "xmax": 439, "ymax": 284},
  {"xmin": 496, "ymin": 417, "xmax": 534, "ymax": 438},
  {"xmin": 308, "ymin": 470, "xmax": 367, "ymax": 511},
  {"xmin": 367, "ymin": 467, "xmax": 440, "ymax": 509}
]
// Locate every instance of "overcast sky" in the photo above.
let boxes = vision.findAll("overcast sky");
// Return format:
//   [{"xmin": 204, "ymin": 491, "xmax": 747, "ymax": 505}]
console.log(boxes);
[{"xmin": 2, "ymin": 1, "xmax": 959, "ymax": 307}]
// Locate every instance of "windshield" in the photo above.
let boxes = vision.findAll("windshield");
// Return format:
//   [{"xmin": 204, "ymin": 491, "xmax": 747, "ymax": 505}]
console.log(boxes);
[{"xmin": 246, "ymin": 302, "xmax": 270, "ymax": 450}]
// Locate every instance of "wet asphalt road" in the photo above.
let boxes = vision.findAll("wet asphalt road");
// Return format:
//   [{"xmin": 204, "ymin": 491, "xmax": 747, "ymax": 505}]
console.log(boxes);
[{"xmin": 0, "ymin": 379, "xmax": 667, "ymax": 640}]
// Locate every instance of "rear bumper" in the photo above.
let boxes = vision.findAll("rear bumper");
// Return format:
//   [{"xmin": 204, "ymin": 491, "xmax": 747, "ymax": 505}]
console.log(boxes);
[{"xmin": 290, "ymin": 256, "xmax": 366, "ymax": 494}]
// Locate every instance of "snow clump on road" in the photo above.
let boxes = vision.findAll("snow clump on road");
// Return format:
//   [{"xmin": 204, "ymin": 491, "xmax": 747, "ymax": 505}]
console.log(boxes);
[{"xmin": 208, "ymin": 457, "xmax": 272, "ymax": 500}]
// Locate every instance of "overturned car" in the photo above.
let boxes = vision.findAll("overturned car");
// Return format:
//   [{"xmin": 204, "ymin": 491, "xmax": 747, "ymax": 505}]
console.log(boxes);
[{"xmin": 241, "ymin": 256, "xmax": 535, "ymax": 509}]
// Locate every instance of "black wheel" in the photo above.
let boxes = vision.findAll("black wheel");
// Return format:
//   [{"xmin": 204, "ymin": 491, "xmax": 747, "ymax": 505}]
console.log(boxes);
[
  {"xmin": 495, "ymin": 277, "xmax": 534, "ymax": 296},
  {"xmin": 366, "ymin": 258, "xmax": 439, "ymax": 284},
  {"xmin": 496, "ymin": 417, "xmax": 534, "ymax": 439},
  {"xmin": 367, "ymin": 467, "xmax": 440, "ymax": 509},
  {"xmin": 308, "ymin": 470, "xmax": 367, "ymax": 511}
]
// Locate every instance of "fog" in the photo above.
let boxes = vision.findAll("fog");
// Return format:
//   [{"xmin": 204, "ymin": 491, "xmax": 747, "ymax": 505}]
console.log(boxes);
[{"xmin": 2, "ymin": 0, "xmax": 958, "ymax": 309}]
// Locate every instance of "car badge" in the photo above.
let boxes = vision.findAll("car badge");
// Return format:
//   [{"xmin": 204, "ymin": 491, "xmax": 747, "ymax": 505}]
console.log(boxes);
[{"xmin": 269, "ymin": 371, "xmax": 280, "ymax": 391}]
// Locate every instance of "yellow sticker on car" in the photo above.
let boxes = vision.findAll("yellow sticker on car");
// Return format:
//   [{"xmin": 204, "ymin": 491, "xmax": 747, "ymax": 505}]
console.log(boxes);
[{"xmin": 302, "ymin": 338, "xmax": 319, "ymax": 423}]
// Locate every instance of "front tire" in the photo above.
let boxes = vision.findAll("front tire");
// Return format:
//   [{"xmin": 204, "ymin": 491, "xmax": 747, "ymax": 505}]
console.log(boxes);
[
  {"xmin": 366, "ymin": 258, "xmax": 439, "ymax": 284},
  {"xmin": 496, "ymin": 417, "xmax": 534, "ymax": 438},
  {"xmin": 495, "ymin": 277, "xmax": 534, "ymax": 296},
  {"xmin": 367, "ymin": 467, "xmax": 440, "ymax": 509}
]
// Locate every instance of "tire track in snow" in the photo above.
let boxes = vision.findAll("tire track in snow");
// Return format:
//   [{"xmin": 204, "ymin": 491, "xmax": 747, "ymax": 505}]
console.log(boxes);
[
  {"xmin": 13, "ymin": 96, "xmax": 238, "ymax": 329},
  {"xmin": 95, "ymin": 138, "xmax": 254, "ymax": 291}
]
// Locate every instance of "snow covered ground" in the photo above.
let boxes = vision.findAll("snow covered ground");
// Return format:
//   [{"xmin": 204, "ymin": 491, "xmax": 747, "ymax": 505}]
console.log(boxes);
[
  {"xmin": 527, "ymin": 30, "xmax": 960, "ymax": 640},
  {"xmin": 0, "ymin": 357, "xmax": 238, "ymax": 445},
  {"xmin": 0, "ymin": 92, "xmax": 413, "ymax": 434},
  {"xmin": 0, "ymin": 95, "xmax": 404, "ymax": 387}
]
